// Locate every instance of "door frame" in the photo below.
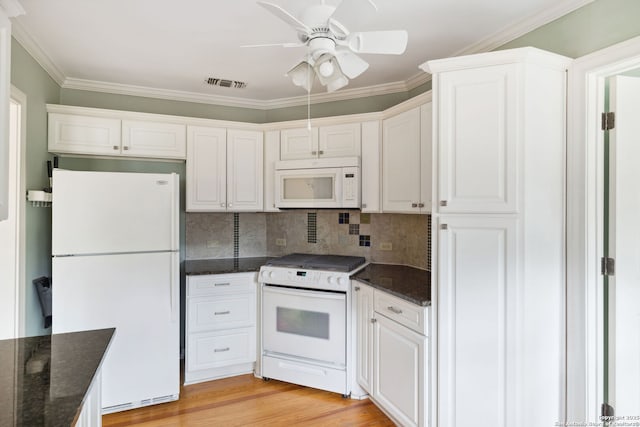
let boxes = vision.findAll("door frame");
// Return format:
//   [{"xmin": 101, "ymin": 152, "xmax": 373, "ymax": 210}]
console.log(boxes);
[
  {"xmin": 567, "ymin": 34, "xmax": 640, "ymax": 423},
  {"xmin": 10, "ymin": 85, "xmax": 26, "ymax": 337}
]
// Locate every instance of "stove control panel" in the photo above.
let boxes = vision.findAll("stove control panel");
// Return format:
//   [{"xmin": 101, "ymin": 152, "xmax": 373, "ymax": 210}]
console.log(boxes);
[{"xmin": 259, "ymin": 267, "xmax": 353, "ymax": 292}]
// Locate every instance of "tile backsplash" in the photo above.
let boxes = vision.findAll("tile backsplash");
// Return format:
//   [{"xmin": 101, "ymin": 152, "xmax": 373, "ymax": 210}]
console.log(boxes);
[{"xmin": 186, "ymin": 210, "xmax": 431, "ymax": 270}]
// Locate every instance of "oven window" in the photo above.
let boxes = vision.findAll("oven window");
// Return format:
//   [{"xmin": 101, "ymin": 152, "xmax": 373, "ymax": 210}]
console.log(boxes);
[
  {"xmin": 276, "ymin": 307, "xmax": 330, "ymax": 340},
  {"xmin": 283, "ymin": 176, "xmax": 334, "ymax": 200}
]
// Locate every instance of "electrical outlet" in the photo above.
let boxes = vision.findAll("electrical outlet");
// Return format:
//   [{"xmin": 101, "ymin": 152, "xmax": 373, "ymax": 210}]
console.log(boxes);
[
  {"xmin": 206, "ymin": 240, "xmax": 216, "ymax": 248},
  {"xmin": 275, "ymin": 238, "xmax": 287, "ymax": 247},
  {"xmin": 379, "ymin": 242, "xmax": 393, "ymax": 251}
]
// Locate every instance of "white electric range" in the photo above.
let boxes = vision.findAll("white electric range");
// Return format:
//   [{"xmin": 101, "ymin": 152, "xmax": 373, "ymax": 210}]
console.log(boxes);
[{"xmin": 258, "ymin": 253, "xmax": 367, "ymax": 397}]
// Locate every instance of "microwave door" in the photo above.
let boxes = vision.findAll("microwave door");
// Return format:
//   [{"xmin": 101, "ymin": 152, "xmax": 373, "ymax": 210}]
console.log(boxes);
[{"xmin": 275, "ymin": 168, "xmax": 343, "ymax": 208}]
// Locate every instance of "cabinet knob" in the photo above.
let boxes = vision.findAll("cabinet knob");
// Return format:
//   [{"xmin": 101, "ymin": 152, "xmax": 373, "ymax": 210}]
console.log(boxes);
[
  {"xmin": 123, "ymin": 146, "xmax": 129, "ymax": 151},
  {"xmin": 354, "ymin": 286, "xmax": 360, "ymax": 291},
  {"xmin": 113, "ymin": 145, "xmax": 119, "ymax": 150},
  {"xmin": 228, "ymin": 203, "xmax": 232, "ymax": 207},
  {"xmin": 411, "ymin": 203, "xmax": 418, "ymax": 208},
  {"xmin": 440, "ymin": 224, "xmax": 448, "ymax": 230},
  {"xmin": 370, "ymin": 318, "xmax": 377, "ymax": 324},
  {"xmin": 440, "ymin": 200, "xmax": 448, "ymax": 207},
  {"xmin": 318, "ymin": 150, "xmax": 324, "ymax": 155},
  {"xmin": 418, "ymin": 202, "xmax": 425, "ymax": 208},
  {"xmin": 220, "ymin": 203, "xmax": 225, "ymax": 207}
]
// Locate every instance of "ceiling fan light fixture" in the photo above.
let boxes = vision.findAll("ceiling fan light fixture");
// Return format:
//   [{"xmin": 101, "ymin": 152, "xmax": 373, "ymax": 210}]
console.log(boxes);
[
  {"xmin": 327, "ymin": 75, "xmax": 348, "ymax": 92},
  {"xmin": 287, "ymin": 60, "xmax": 314, "ymax": 92}
]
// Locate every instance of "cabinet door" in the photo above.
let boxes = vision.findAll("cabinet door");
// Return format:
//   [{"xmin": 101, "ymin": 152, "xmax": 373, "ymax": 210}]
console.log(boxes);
[
  {"xmin": 280, "ymin": 127, "xmax": 319, "ymax": 160},
  {"xmin": 361, "ymin": 120, "xmax": 381, "ymax": 212},
  {"xmin": 48, "ymin": 113, "xmax": 121, "ymax": 156},
  {"xmin": 382, "ymin": 107, "xmax": 421, "ymax": 213},
  {"xmin": 263, "ymin": 130, "xmax": 281, "ymax": 212},
  {"xmin": 353, "ymin": 282, "xmax": 374, "ymax": 393},
  {"xmin": 437, "ymin": 64, "xmax": 518, "ymax": 213},
  {"xmin": 373, "ymin": 314, "xmax": 427, "ymax": 427},
  {"xmin": 227, "ymin": 129, "xmax": 263, "ymax": 211},
  {"xmin": 186, "ymin": 126, "xmax": 226, "ymax": 212},
  {"xmin": 437, "ymin": 215, "xmax": 517, "ymax": 427},
  {"xmin": 122, "ymin": 120, "xmax": 186, "ymax": 159},
  {"xmin": 420, "ymin": 103, "xmax": 433, "ymax": 213},
  {"xmin": 318, "ymin": 123, "xmax": 361, "ymax": 158}
]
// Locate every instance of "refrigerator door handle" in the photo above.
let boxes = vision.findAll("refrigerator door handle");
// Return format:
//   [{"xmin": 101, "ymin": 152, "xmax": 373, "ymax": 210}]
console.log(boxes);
[{"xmin": 170, "ymin": 253, "xmax": 179, "ymax": 322}]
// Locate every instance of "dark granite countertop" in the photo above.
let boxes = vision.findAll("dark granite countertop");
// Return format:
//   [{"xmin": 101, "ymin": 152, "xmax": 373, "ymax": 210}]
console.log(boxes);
[
  {"xmin": 185, "ymin": 257, "xmax": 273, "ymax": 275},
  {"xmin": 352, "ymin": 263, "xmax": 431, "ymax": 306},
  {"xmin": 0, "ymin": 328, "xmax": 114, "ymax": 427}
]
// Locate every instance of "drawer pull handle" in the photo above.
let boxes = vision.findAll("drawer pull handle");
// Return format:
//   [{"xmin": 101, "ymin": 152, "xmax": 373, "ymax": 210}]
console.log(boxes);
[
  {"xmin": 214, "ymin": 282, "xmax": 231, "ymax": 286},
  {"xmin": 387, "ymin": 306, "xmax": 403, "ymax": 314},
  {"xmin": 214, "ymin": 311, "xmax": 230, "ymax": 316},
  {"xmin": 214, "ymin": 347, "xmax": 230, "ymax": 353}
]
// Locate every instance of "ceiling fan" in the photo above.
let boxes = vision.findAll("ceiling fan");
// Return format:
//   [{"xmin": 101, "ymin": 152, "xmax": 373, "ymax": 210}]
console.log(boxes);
[{"xmin": 243, "ymin": 0, "xmax": 408, "ymax": 92}]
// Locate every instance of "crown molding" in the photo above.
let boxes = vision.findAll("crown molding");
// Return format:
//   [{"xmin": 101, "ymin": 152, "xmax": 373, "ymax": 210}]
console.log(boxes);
[
  {"xmin": 11, "ymin": 19, "xmax": 65, "ymax": 85},
  {"xmin": 17, "ymin": 0, "xmax": 592, "ymax": 109},
  {"xmin": 450, "ymin": 0, "xmax": 594, "ymax": 58},
  {"xmin": 0, "ymin": 0, "xmax": 25, "ymax": 17}
]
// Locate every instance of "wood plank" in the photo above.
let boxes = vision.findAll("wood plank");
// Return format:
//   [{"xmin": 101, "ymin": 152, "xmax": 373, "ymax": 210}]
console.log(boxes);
[{"xmin": 102, "ymin": 375, "xmax": 394, "ymax": 426}]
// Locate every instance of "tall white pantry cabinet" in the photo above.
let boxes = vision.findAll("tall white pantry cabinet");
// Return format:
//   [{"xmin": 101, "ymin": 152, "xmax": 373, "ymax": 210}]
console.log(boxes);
[{"xmin": 422, "ymin": 47, "xmax": 571, "ymax": 427}]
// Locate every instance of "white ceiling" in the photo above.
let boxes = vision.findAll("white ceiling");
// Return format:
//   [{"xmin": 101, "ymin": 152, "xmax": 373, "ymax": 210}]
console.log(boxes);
[{"xmin": 11, "ymin": 0, "xmax": 590, "ymax": 109}]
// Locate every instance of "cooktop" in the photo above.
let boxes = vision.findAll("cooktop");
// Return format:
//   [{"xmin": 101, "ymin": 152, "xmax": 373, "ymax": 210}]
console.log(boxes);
[{"xmin": 265, "ymin": 253, "xmax": 366, "ymax": 273}]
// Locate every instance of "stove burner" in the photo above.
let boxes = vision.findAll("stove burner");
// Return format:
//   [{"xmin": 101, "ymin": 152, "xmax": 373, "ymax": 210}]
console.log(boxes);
[{"xmin": 266, "ymin": 253, "xmax": 366, "ymax": 273}]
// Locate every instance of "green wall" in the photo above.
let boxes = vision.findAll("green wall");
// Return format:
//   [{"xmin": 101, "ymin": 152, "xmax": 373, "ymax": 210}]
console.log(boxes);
[
  {"xmin": 11, "ymin": 0, "xmax": 640, "ymax": 336},
  {"xmin": 10, "ymin": 38, "xmax": 60, "ymax": 337}
]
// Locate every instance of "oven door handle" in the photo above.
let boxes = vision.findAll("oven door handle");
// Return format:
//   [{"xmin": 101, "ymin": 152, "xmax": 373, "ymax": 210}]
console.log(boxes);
[{"xmin": 262, "ymin": 285, "xmax": 346, "ymax": 300}]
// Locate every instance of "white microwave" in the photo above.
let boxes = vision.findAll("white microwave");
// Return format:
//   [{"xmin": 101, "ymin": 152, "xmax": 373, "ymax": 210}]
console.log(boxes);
[{"xmin": 274, "ymin": 157, "xmax": 360, "ymax": 209}]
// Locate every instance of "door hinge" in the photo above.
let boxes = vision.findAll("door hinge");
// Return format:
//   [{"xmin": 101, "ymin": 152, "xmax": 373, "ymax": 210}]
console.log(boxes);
[
  {"xmin": 601, "ymin": 402, "xmax": 614, "ymax": 418},
  {"xmin": 601, "ymin": 257, "xmax": 615, "ymax": 276},
  {"xmin": 602, "ymin": 112, "xmax": 615, "ymax": 131}
]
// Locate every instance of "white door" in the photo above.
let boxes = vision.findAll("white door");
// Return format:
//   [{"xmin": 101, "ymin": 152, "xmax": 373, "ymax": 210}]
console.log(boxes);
[
  {"xmin": 373, "ymin": 314, "xmax": 427, "ymax": 427},
  {"xmin": 122, "ymin": 120, "xmax": 186, "ymax": 159},
  {"xmin": 186, "ymin": 126, "xmax": 227, "ymax": 212},
  {"xmin": 438, "ymin": 215, "xmax": 517, "ymax": 427},
  {"xmin": 361, "ymin": 120, "xmax": 381, "ymax": 212},
  {"xmin": 382, "ymin": 107, "xmax": 421, "ymax": 213},
  {"xmin": 437, "ymin": 64, "xmax": 518, "ymax": 213},
  {"xmin": 318, "ymin": 123, "xmax": 361, "ymax": 158},
  {"xmin": 52, "ymin": 252, "xmax": 179, "ymax": 410},
  {"xmin": 607, "ymin": 75, "xmax": 640, "ymax": 417},
  {"xmin": 52, "ymin": 170, "xmax": 179, "ymax": 255},
  {"xmin": 280, "ymin": 127, "xmax": 319, "ymax": 160},
  {"xmin": 48, "ymin": 113, "xmax": 122, "ymax": 156},
  {"xmin": 227, "ymin": 129, "xmax": 263, "ymax": 211},
  {"xmin": 353, "ymin": 282, "xmax": 374, "ymax": 393}
]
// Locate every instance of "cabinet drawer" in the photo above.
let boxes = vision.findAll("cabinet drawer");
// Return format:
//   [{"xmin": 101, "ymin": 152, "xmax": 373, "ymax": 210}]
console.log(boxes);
[
  {"xmin": 374, "ymin": 291, "xmax": 428, "ymax": 336},
  {"xmin": 187, "ymin": 328, "xmax": 256, "ymax": 371},
  {"xmin": 188, "ymin": 294, "xmax": 256, "ymax": 332},
  {"xmin": 187, "ymin": 273, "xmax": 257, "ymax": 296}
]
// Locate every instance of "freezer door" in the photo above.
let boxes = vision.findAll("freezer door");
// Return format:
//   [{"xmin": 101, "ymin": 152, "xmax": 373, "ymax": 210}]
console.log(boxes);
[
  {"xmin": 52, "ymin": 252, "xmax": 180, "ymax": 410},
  {"xmin": 52, "ymin": 170, "xmax": 179, "ymax": 255}
]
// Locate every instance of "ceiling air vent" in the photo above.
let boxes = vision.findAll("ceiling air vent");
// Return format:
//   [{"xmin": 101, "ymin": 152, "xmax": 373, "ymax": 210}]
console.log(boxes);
[{"xmin": 205, "ymin": 77, "xmax": 247, "ymax": 89}]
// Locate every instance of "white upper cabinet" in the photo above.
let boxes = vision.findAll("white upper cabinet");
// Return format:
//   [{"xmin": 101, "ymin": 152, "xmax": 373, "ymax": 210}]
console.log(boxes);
[
  {"xmin": 382, "ymin": 104, "xmax": 431, "ymax": 213},
  {"xmin": 360, "ymin": 120, "xmax": 381, "ymax": 213},
  {"xmin": 186, "ymin": 126, "xmax": 263, "ymax": 212},
  {"xmin": 280, "ymin": 123, "xmax": 361, "ymax": 160},
  {"xmin": 48, "ymin": 113, "xmax": 122, "ymax": 156},
  {"xmin": 263, "ymin": 130, "xmax": 281, "ymax": 212},
  {"xmin": 227, "ymin": 129, "xmax": 264, "ymax": 211},
  {"xmin": 47, "ymin": 107, "xmax": 187, "ymax": 160},
  {"xmin": 122, "ymin": 120, "xmax": 186, "ymax": 159},
  {"xmin": 436, "ymin": 64, "xmax": 518, "ymax": 213},
  {"xmin": 186, "ymin": 126, "xmax": 226, "ymax": 212}
]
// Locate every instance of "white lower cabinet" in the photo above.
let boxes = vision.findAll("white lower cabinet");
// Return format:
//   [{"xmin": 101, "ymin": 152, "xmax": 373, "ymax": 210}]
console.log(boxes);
[
  {"xmin": 185, "ymin": 272, "xmax": 257, "ymax": 385},
  {"xmin": 74, "ymin": 371, "xmax": 102, "ymax": 427},
  {"xmin": 353, "ymin": 282, "xmax": 429, "ymax": 427}
]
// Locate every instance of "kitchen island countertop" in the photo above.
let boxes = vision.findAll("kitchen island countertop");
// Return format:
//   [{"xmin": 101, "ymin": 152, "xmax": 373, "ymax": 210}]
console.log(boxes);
[
  {"xmin": 352, "ymin": 263, "xmax": 431, "ymax": 306},
  {"xmin": 184, "ymin": 257, "xmax": 273, "ymax": 275},
  {"xmin": 0, "ymin": 328, "xmax": 114, "ymax": 427}
]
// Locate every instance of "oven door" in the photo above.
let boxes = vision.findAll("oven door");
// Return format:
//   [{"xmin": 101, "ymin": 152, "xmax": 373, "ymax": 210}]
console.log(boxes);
[{"xmin": 262, "ymin": 285, "xmax": 346, "ymax": 366}]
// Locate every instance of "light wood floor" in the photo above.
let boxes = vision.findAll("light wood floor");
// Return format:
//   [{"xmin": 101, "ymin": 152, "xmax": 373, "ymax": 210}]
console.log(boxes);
[{"xmin": 102, "ymin": 374, "xmax": 395, "ymax": 426}]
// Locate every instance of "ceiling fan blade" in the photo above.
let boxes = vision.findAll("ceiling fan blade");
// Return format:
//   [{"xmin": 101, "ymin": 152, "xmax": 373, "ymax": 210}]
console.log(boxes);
[
  {"xmin": 334, "ymin": 50, "xmax": 369, "ymax": 79},
  {"xmin": 330, "ymin": 0, "xmax": 378, "ymax": 28},
  {"xmin": 241, "ymin": 42, "xmax": 306, "ymax": 48},
  {"xmin": 257, "ymin": 1, "xmax": 311, "ymax": 35},
  {"xmin": 348, "ymin": 30, "xmax": 408, "ymax": 55}
]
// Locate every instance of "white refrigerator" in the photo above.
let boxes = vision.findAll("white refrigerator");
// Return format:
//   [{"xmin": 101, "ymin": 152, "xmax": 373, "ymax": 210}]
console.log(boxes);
[{"xmin": 51, "ymin": 169, "xmax": 180, "ymax": 413}]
